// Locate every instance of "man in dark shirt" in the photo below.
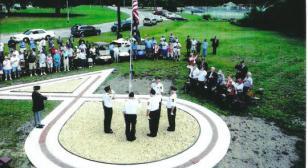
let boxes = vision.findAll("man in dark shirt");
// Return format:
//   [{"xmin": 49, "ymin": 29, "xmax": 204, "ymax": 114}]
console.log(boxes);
[
  {"xmin": 32, "ymin": 86, "xmax": 47, "ymax": 128},
  {"xmin": 210, "ymin": 36, "xmax": 219, "ymax": 55},
  {"xmin": 235, "ymin": 60, "xmax": 248, "ymax": 80},
  {"xmin": 186, "ymin": 35, "xmax": 191, "ymax": 57},
  {"xmin": 8, "ymin": 37, "xmax": 17, "ymax": 52}
]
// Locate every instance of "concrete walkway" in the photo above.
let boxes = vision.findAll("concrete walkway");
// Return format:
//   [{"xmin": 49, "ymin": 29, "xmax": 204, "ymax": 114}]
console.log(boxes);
[
  {"xmin": 0, "ymin": 69, "xmax": 230, "ymax": 168},
  {"xmin": 0, "ymin": 7, "xmax": 161, "ymax": 43}
]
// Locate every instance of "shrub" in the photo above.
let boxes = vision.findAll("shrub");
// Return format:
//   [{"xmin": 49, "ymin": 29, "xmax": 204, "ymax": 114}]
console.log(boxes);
[{"xmin": 202, "ymin": 14, "xmax": 212, "ymax": 20}]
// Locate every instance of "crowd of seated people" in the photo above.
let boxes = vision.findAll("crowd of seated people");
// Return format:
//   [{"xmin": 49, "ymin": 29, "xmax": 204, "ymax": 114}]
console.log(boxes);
[{"xmin": 186, "ymin": 59, "xmax": 254, "ymax": 109}]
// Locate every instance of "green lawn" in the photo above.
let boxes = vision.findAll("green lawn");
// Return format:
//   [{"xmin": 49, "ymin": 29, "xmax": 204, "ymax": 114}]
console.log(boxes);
[
  {"xmin": 0, "ymin": 5, "xmax": 128, "ymax": 34},
  {"xmin": 1, "ymin": 14, "xmax": 305, "ymax": 137},
  {"xmin": 0, "ymin": 99, "xmax": 60, "ymax": 167}
]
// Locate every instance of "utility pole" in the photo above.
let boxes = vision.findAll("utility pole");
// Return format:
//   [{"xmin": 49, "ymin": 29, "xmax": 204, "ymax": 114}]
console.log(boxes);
[{"xmin": 117, "ymin": 0, "xmax": 121, "ymax": 39}]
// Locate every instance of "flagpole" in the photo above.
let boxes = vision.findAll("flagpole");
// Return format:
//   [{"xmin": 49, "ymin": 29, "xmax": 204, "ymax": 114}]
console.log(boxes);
[{"xmin": 129, "ymin": 1, "xmax": 133, "ymax": 93}]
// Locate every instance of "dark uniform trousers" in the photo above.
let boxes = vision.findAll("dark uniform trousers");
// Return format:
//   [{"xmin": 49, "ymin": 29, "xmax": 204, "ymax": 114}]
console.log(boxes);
[
  {"xmin": 103, "ymin": 106, "xmax": 113, "ymax": 132},
  {"xmin": 149, "ymin": 110, "xmax": 160, "ymax": 136},
  {"xmin": 124, "ymin": 114, "xmax": 137, "ymax": 140},
  {"xmin": 167, "ymin": 107, "xmax": 177, "ymax": 131}
]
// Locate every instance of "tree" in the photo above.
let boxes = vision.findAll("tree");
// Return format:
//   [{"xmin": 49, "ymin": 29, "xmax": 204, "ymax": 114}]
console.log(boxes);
[
  {"xmin": 0, "ymin": 0, "xmax": 17, "ymax": 13},
  {"xmin": 31, "ymin": 0, "xmax": 81, "ymax": 15}
]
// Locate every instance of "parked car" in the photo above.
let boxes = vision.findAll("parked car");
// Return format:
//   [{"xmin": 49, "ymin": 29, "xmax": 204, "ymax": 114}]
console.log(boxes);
[
  {"xmin": 11, "ymin": 29, "xmax": 55, "ymax": 42},
  {"xmin": 143, "ymin": 18, "xmax": 153, "ymax": 26},
  {"xmin": 154, "ymin": 15, "xmax": 164, "ymax": 22},
  {"xmin": 71, "ymin": 25, "xmax": 101, "ymax": 37},
  {"xmin": 111, "ymin": 20, "xmax": 132, "ymax": 32},
  {"xmin": 93, "ymin": 42, "xmax": 112, "ymax": 64}
]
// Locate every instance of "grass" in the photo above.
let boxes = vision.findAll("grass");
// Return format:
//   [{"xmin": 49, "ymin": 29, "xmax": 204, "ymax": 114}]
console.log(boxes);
[
  {"xmin": 0, "ymin": 99, "xmax": 60, "ymax": 167},
  {"xmin": 0, "ymin": 5, "xmax": 128, "ymax": 34}
]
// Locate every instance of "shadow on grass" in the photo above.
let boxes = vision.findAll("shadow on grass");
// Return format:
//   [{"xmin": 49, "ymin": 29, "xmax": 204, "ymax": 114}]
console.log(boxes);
[{"xmin": 0, "ymin": 12, "xmax": 85, "ymax": 18}]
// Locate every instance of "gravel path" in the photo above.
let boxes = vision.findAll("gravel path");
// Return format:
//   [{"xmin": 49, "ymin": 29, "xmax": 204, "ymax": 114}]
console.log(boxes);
[{"xmin": 0, "ymin": 7, "xmax": 160, "ymax": 43}]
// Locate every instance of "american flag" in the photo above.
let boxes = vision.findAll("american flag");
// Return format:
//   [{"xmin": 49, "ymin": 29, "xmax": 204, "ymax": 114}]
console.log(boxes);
[
  {"xmin": 132, "ymin": 0, "xmax": 139, "ymax": 24},
  {"xmin": 132, "ymin": 0, "xmax": 141, "ymax": 43}
]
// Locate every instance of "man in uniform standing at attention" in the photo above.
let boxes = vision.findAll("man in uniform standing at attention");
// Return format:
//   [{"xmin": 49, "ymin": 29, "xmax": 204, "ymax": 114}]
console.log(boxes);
[
  {"xmin": 32, "ymin": 86, "xmax": 47, "ymax": 129},
  {"xmin": 166, "ymin": 86, "xmax": 177, "ymax": 132},
  {"xmin": 123, "ymin": 92, "xmax": 139, "ymax": 141},
  {"xmin": 151, "ymin": 77, "xmax": 164, "ymax": 117},
  {"xmin": 102, "ymin": 85, "xmax": 114, "ymax": 134},
  {"xmin": 147, "ymin": 89, "xmax": 160, "ymax": 137}
]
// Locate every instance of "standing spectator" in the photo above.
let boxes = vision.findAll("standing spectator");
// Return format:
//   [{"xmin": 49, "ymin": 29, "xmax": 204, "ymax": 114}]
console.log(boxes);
[
  {"xmin": 63, "ymin": 47, "xmax": 70, "ymax": 71},
  {"xmin": 217, "ymin": 70, "xmax": 226, "ymax": 92},
  {"xmin": 210, "ymin": 36, "xmax": 219, "ymax": 55},
  {"xmin": 102, "ymin": 86, "xmax": 114, "ymax": 134},
  {"xmin": 123, "ymin": 92, "xmax": 139, "ymax": 141},
  {"xmin": 169, "ymin": 33, "xmax": 175, "ymax": 43},
  {"xmin": 113, "ymin": 46, "xmax": 120, "ymax": 63},
  {"xmin": 89, "ymin": 45, "xmax": 96, "ymax": 64},
  {"xmin": 188, "ymin": 53, "xmax": 198, "ymax": 66},
  {"xmin": 161, "ymin": 40, "xmax": 168, "ymax": 59},
  {"xmin": 46, "ymin": 54, "xmax": 53, "ymax": 73},
  {"xmin": 30, "ymin": 38, "xmax": 36, "ymax": 51},
  {"xmin": 0, "ymin": 63, "xmax": 3, "ymax": 81},
  {"xmin": 39, "ymin": 52, "xmax": 47, "ymax": 75},
  {"xmin": 8, "ymin": 37, "xmax": 17, "ymax": 52},
  {"xmin": 186, "ymin": 36, "xmax": 191, "ymax": 57},
  {"xmin": 10, "ymin": 53, "xmax": 20, "ymax": 78},
  {"xmin": 19, "ymin": 41, "xmax": 27, "ymax": 53},
  {"xmin": 47, "ymin": 37, "xmax": 54, "ymax": 49},
  {"xmin": 32, "ymin": 86, "xmax": 47, "ymax": 128},
  {"xmin": 57, "ymin": 36, "xmax": 63, "ymax": 47},
  {"xmin": 67, "ymin": 46, "xmax": 74, "ymax": 69},
  {"xmin": 153, "ymin": 43, "xmax": 160, "ymax": 60},
  {"xmin": 28, "ymin": 51, "xmax": 37, "ymax": 76},
  {"xmin": 131, "ymin": 41, "xmax": 138, "ymax": 60},
  {"xmin": 166, "ymin": 86, "xmax": 177, "ymax": 131},
  {"xmin": 109, "ymin": 43, "xmax": 115, "ymax": 59},
  {"xmin": 68, "ymin": 35, "xmax": 74, "ymax": 48},
  {"xmin": 145, "ymin": 38, "xmax": 153, "ymax": 58},
  {"xmin": 78, "ymin": 38, "xmax": 85, "ymax": 46},
  {"xmin": 53, "ymin": 50, "xmax": 61, "ymax": 72},
  {"xmin": 173, "ymin": 39, "xmax": 181, "ymax": 61},
  {"xmin": 3, "ymin": 57, "xmax": 12, "ymax": 80},
  {"xmin": 202, "ymin": 39, "xmax": 208, "ymax": 60},
  {"xmin": 196, "ymin": 40, "xmax": 201, "ymax": 54},
  {"xmin": 168, "ymin": 42, "xmax": 174, "ymax": 59},
  {"xmin": 19, "ymin": 50, "xmax": 26, "ymax": 75},
  {"xmin": 0, "ymin": 42, "xmax": 4, "ymax": 63},
  {"xmin": 79, "ymin": 49, "xmax": 87, "ymax": 67},
  {"xmin": 191, "ymin": 38, "xmax": 197, "ymax": 53}
]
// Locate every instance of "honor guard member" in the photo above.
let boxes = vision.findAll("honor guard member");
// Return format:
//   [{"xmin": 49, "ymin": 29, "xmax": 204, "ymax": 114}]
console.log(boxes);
[
  {"xmin": 32, "ymin": 86, "xmax": 47, "ymax": 129},
  {"xmin": 166, "ymin": 86, "xmax": 177, "ymax": 131},
  {"xmin": 151, "ymin": 77, "xmax": 164, "ymax": 117},
  {"xmin": 102, "ymin": 85, "xmax": 114, "ymax": 134},
  {"xmin": 123, "ymin": 92, "xmax": 140, "ymax": 141},
  {"xmin": 146, "ymin": 89, "xmax": 160, "ymax": 137}
]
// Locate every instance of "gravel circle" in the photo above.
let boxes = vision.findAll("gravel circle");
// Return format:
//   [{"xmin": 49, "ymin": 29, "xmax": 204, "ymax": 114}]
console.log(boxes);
[{"xmin": 59, "ymin": 101, "xmax": 200, "ymax": 164}]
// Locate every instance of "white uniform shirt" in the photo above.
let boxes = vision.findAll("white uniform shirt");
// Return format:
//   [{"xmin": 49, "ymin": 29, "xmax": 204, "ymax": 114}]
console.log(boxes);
[
  {"xmin": 198, "ymin": 70, "xmax": 207, "ymax": 82},
  {"xmin": 123, "ymin": 99, "xmax": 139, "ymax": 115},
  {"xmin": 151, "ymin": 82, "xmax": 164, "ymax": 95},
  {"xmin": 102, "ymin": 93, "xmax": 113, "ymax": 108},
  {"xmin": 166, "ymin": 93, "xmax": 177, "ymax": 109},
  {"xmin": 147, "ymin": 96, "xmax": 160, "ymax": 111}
]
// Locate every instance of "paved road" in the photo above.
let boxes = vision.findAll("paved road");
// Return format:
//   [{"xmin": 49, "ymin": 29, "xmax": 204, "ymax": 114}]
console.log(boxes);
[{"xmin": 0, "ymin": 7, "xmax": 164, "ymax": 44}]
